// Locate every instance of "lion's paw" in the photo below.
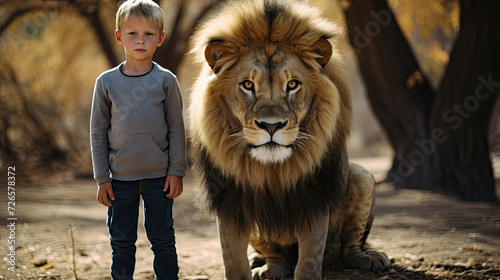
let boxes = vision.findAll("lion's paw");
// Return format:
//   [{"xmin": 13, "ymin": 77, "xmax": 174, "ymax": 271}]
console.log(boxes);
[
  {"xmin": 251, "ymin": 261, "xmax": 289, "ymax": 280},
  {"xmin": 343, "ymin": 249, "xmax": 391, "ymax": 271},
  {"xmin": 249, "ymin": 252, "xmax": 265, "ymax": 269},
  {"xmin": 251, "ymin": 264, "xmax": 270, "ymax": 280}
]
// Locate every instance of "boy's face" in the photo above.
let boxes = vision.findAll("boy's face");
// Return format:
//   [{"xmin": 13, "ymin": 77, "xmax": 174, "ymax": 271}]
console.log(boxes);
[{"xmin": 115, "ymin": 15, "xmax": 165, "ymax": 63}]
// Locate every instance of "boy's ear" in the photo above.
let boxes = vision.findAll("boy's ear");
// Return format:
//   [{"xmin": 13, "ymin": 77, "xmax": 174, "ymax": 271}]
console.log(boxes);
[
  {"xmin": 114, "ymin": 30, "xmax": 123, "ymax": 45},
  {"xmin": 157, "ymin": 31, "xmax": 165, "ymax": 47}
]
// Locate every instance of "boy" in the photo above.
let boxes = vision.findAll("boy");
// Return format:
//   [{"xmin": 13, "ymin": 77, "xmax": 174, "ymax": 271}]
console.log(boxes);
[{"xmin": 90, "ymin": 0, "xmax": 187, "ymax": 279}]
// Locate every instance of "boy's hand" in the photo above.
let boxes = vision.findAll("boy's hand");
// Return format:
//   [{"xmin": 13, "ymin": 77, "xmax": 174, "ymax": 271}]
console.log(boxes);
[
  {"xmin": 164, "ymin": 175, "xmax": 183, "ymax": 199},
  {"xmin": 97, "ymin": 182, "xmax": 115, "ymax": 207}
]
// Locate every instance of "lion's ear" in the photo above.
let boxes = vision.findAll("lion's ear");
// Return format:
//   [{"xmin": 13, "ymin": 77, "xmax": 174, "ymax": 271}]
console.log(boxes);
[
  {"xmin": 313, "ymin": 38, "xmax": 332, "ymax": 66},
  {"xmin": 205, "ymin": 40, "xmax": 225, "ymax": 69}
]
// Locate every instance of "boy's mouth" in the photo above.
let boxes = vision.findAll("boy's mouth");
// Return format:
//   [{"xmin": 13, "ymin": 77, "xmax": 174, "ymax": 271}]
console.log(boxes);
[{"xmin": 135, "ymin": 48, "xmax": 146, "ymax": 52}]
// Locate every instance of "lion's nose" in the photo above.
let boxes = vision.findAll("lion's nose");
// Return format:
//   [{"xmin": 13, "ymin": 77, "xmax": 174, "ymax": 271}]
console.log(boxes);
[{"xmin": 255, "ymin": 120, "xmax": 288, "ymax": 136}]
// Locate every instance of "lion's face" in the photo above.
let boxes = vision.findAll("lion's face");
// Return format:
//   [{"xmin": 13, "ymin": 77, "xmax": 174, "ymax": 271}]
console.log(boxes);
[
  {"xmin": 189, "ymin": 0, "xmax": 352, "ymax": 187},
  {"xmin": 225, "ymin": 51, "xmax": 314, "ymax": 164}
]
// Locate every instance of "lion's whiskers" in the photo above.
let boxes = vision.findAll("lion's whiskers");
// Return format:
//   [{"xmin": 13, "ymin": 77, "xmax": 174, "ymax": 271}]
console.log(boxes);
[
  {"xmin": 294, "ymin": 131, "xmax": 318, "ymax": 147},
  {"xmin": 227, "ymin": 129, "xmax": 247, "ymax": 149}
]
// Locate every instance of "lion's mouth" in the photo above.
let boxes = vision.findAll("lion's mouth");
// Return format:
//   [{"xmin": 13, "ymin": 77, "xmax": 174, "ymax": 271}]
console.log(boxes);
[
  {"xmin": 250, "ymin": 142, "xmax": 291, "ymax": 149},
  {"xmin": 249, "ymin": 142, "xmax": 293, "ymax": 164}
]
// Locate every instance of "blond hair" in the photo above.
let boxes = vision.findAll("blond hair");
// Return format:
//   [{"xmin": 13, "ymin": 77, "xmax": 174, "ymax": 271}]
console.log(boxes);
[{"xmin": 116, "ymin": 0, "xmax": 164, "ymax": 32}]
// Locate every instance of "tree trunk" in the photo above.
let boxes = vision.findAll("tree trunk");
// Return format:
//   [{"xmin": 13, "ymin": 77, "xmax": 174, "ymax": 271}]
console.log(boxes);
[
  {"xmin": 153, "ymin": 0, "xmax": 222, "ymax": 74},
  {"xmin": 153, "ymin": 1, "xmax": 186, "ymax": 74},
  {"xmin": 343, "ymin": 0, "xmax": 500, "ymax": 201},
  {"xmin": 85, "ymin": 9, "xmax": 119, "ymax": 67}
]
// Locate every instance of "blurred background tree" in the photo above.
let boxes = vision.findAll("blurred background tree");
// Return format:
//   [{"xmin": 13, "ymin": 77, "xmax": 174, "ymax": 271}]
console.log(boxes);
[
  {"xmin": 342, "ymin": 0, "xmax": 500, "ymax": 201},
  {"xmin": 0, "ymin": 1, "xmax": 107, "ymax": 179}
]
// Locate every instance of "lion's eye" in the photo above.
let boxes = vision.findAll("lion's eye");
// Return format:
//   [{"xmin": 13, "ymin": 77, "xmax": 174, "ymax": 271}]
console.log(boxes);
[
  {"xmin": 240, "ymin": 80, "xmax": 255, "ymax": 95},
  {"xmin": 287, "ymin": 79, "xmax": 301, "ymax": 94},
  {"xmin": 242, "ymin": 81, "xmax": 254, "ymax": 90}
]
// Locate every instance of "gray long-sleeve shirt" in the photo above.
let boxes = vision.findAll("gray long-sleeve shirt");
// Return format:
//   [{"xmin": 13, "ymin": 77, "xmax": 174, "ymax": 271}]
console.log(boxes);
[{"xmin": 90, "ymin": 62, "xmax": 187, "ymax": 184}]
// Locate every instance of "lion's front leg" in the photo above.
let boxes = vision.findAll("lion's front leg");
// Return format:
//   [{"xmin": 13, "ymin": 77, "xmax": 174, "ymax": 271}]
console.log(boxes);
[
  {"xmin": 295, "ymin": 210, "xmax": 329, "ymax": 280},
  {"xmin": 217, "ymin": 217, "xmax": 252, "ymax": 280},
  {"xmin": 341, "ymin": 163, "xmax": 391, "ymax": 271}
]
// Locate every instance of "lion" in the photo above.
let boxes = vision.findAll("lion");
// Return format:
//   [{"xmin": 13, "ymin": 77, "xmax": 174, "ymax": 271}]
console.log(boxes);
[{"xmin": 188, "ymin": 0, "xmax": 390, "ymax": 279}]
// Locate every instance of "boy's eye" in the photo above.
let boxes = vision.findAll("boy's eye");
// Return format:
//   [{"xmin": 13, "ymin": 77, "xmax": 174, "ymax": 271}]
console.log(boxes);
[
  {"xmin": 128, "ymin": 32, "xmax": 136, "ymax": 35},
  {"xmin": 146, "ymin": 33, "xmax": 154, "ymax": 36}
]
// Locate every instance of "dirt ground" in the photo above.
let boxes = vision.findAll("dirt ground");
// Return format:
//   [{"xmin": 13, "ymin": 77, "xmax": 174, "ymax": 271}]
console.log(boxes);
[{"xmin": 1, "ymin": 156, "xmax": 500, "ymax": 280}]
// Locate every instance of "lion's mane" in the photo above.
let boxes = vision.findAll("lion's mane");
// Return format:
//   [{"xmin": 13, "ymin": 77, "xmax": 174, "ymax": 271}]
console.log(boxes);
[{"xmin": 189, "ymin": 0, "xmax": 353, "ymax": 239}]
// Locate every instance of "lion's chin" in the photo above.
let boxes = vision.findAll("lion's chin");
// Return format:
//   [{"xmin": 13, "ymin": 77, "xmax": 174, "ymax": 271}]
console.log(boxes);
[{"xmin": 250, "ymin": 145, "xmax": 292, "ymax": 164}]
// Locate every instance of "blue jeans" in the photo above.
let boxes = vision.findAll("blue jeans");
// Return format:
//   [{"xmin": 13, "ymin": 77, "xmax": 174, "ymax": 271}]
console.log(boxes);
[{"xmin": 107, "ymin": 177, "xmax": 178, "ymax": 280}]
